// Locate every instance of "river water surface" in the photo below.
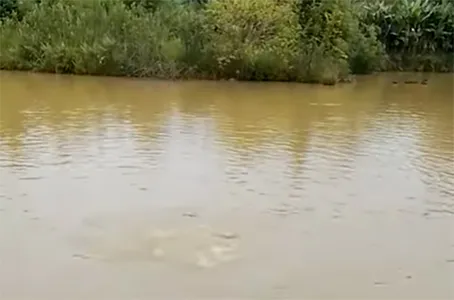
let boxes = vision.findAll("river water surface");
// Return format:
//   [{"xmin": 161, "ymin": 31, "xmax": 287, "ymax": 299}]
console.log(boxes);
[{"xmin": 0, "ymin": 71, "xmax": 453, "ymax": 299}]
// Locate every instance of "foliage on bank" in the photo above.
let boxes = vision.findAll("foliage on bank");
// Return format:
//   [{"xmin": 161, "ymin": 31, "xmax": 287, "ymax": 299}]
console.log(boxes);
[
  {"xmin": 0, "ymin": 0, "xmax": 452, "ymax": 84},
  {"xmin": 363, "ymin": 0, "xmax": 454, "ymax": 71}
]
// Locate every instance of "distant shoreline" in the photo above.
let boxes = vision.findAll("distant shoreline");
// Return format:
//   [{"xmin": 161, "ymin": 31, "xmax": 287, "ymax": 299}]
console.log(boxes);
[{"xmin": 1, "ymin": 0, "xmax": 452, "ymax": 85}]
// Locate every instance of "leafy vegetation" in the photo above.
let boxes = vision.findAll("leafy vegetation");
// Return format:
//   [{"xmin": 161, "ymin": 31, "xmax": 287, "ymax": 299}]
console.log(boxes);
[
  {"xmin": 0, "ymin": 0, "xmax": 19, "ymax": 20},
  {"xmin": 363, "ymin": 0, "xmax": 454, "ymax": 71},
  {"xmin": 0, "ymin": 0, "xmax": 452, "ymax": 84}
]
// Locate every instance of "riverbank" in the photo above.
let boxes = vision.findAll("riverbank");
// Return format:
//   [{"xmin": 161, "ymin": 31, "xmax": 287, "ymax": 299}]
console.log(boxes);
[{"xmin": 0, "ymin": 0, "xmax": 453, "ymax": 84}]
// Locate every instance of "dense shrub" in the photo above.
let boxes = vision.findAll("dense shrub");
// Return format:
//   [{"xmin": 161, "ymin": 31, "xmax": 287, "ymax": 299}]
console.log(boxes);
[
  {"xmin": 122, "ymin": 0, "xmax": 164, "ymax": 11},
  {"xmin": 202, "ymin": 0, "xmax": 301, "ymax": 81},
  {"xmin": 0, "ymin": 0, "xmax": 187, "ymax": 76},
  {"xmin": 297, "ymin": 0, "xmax": 383, "ymax": 76},
  {"xmin": 0, "ymin": 0, "xmax": 19, "ymax": 20},
  {"xmin": 0, "ymin": 0, "xmax": 452, "ymax": 84}
]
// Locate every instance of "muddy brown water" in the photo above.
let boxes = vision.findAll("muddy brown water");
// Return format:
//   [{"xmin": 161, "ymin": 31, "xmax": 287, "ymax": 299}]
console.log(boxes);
[{"xmin": 0, "ymin": 71, "xmax": 453, "ymax": 299}]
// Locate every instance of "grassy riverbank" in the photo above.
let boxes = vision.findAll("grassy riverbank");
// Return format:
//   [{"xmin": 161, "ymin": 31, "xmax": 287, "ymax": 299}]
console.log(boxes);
[{"xmin": 0, "ymin": 0, "xmax": 453, "ymax": 84}]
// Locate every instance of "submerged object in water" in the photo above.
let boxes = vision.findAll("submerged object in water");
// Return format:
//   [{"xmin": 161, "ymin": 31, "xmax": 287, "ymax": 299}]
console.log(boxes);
[
  {"xmin": 392, "ymin": 79, "xmax": 429, "ymax": 85},
  {"xmin": 404, "ymin": 80, "xmax": 419, "ymax": 84}
]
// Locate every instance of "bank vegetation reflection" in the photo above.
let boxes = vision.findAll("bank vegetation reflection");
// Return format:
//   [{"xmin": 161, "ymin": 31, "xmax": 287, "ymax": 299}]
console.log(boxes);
[{"xmin": 0, "ymin": 71, "xmax": 452, "ymax": 199}]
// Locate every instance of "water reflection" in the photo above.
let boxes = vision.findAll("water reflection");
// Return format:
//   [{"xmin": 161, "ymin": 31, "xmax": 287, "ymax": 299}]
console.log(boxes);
[
  {"xmin": 0, "ymin": 71, "xmax": 452, "ymax": 200},
  {"xmin": 0, "ymin": 71, "xmax": 453, "ymax": 299}
]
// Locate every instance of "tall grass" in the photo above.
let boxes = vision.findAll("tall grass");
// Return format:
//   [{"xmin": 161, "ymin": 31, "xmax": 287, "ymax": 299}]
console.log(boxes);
[
  {"xmin": 0, "ymin": 0, "xmax": 452, "ymax": 84},
  {"xmin": 0, "ymin": 0, "xmax": 192, "ymax": 77},
  {"xmin": 363, "ymin": 0, "xmax": 454, "ymax": 71}
]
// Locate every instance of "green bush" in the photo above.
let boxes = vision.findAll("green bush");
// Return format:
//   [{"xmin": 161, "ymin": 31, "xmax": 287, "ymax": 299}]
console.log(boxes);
[
  {"xmin": 297, "ymin": 0, "xmax": 383, "ymax": 79},
  {"xmin": 122, "ymin": 0, "xmax": 164, "ymax": 11},
  {"xmin": 0, "ymin": 0, "xmax": 188, "ymax": 76},
  {"xmin": 201, "ymin": 0, "xmax": 301, "ymax": 81},
  {"xmin": 0, "ymin": 0, "xmax": 19, "ymax": 20},
  {"xmin": 0, "ymin": 0, "xmax": 452, "ymax": 84}
]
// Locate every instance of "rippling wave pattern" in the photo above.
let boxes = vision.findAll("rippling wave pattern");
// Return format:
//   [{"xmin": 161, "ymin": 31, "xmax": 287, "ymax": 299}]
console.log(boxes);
[
  {"xmin": 1, "ymin": 72, "xmax": 452, "ymax": 209},
  {"xmin": 0, "ymin": 71, "xmax": 453, "ymax": 299}
]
